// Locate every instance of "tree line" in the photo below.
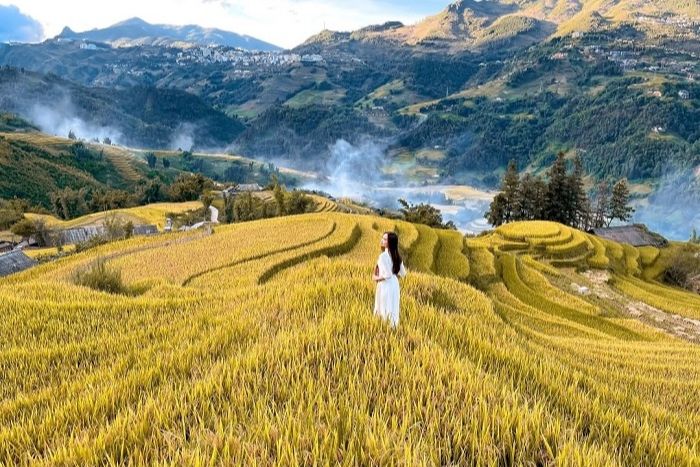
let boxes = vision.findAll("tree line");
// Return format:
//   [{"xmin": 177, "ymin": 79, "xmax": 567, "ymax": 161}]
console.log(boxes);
[{"xmin": 486, "ymin": 152, "xmax": 634, "ymax": 230}]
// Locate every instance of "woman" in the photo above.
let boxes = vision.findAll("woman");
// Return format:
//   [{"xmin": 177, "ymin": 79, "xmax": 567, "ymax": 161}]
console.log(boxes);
[{"xmin": 372, "ymin": 231, "xmax": 407, "ymax": 328}]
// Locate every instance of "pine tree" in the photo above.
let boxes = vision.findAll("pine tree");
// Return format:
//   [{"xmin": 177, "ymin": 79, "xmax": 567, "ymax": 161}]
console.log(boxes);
[
  {"xmin": 545, "ymin": 152, "xmax": 571, "ymax": 224},
  {"xmin": 486, "ymin": 193, "xmax": 507, "ymax": 226},
  {"xmin": 501, "ymin": 160, "xmax": 521, "ymax": 222},
  {"xmin": 592, "ymin": 181, "xmax": 610, "ymax": 229},
  {"xmin": 517, "ymin": 173, "xmax": 539, "ymax": 220},
  {"xmin": 569, "ymin": 155, "xmax": 588, "ymax": 228},
  {"xmin": 486, "ymin": 160, "xmax": 521, "ymax": 226},
  {"xmin": 272, "ymin": 176, "xmax": 286, "ymax": 216},
  {"xmin": 609, "ymin": 179, "xmax": 634, "ymax": 226}
]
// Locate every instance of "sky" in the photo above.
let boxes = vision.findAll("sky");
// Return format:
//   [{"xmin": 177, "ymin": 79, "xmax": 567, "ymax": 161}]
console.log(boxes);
[{"xmin": 0, "ymin": 0, "xmax": 449, "ymax": 48}]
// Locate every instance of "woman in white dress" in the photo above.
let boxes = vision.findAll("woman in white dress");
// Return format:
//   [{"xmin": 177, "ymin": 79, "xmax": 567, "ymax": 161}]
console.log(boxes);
[{"xmin": 372, "ymin": 231, "xmax": 407, "ymax": 327}]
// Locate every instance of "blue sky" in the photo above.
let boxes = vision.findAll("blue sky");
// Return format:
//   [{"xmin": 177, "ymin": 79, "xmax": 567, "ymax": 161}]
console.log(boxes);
[{"xmin": 1, "ymin": 1, "xmax": 451, "ymax": 48}]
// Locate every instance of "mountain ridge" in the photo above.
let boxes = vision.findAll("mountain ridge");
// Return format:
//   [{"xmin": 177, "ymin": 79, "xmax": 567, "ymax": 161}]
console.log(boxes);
[
  {"xmin": 301, "ymin": 0, "xmax": 700, "ymax": 51},
  {"xmin": 55, "ymin": 17, "xmax": 282, "ymax": 51}
]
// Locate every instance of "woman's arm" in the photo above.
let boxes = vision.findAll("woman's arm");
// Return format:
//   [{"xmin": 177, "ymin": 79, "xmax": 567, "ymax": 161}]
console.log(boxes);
[
  {"xmin": 372, "ymin": 264, "xmax": 384, "ymax": 282},
  {"xmin": 373, "ymin": 254, "xmax": 392, "ymax": 282}
]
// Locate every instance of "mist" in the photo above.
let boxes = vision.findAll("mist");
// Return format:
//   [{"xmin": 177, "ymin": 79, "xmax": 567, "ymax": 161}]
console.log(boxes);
[
  {"xmin": 169, "ymin": 123, "xmax": 196, "ymax": 151},
  {"xmin": 302, "ymin": 138, "xmax": 494, "ymax": 234},
  {"xmin": 632, "ymin": 166, "xmax": 700, "ymax": 241},
  {"xmin": 29, "ymin": 100, "xmax": 124, "ymax": 145}
]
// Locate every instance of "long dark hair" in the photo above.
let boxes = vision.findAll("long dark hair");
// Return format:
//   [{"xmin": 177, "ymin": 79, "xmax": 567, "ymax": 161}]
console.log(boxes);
[{"xmin": 385, "ymin": 232, "xmax": 402, "ymax": 275}]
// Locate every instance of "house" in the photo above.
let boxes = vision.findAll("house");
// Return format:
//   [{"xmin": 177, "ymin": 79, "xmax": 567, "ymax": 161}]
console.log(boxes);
[
  {"xmin": 301, "ymin": 54, "xmax": 324, "ymax": 64},
  {"xmin": 591, "ymin": 225, "xmax": 668, "ymax": 248},
  {"xmin": 0, "ymin": 241, "xmax": 13, "ymax": 254},
  {"xmin": 132, "ymin": 225, "xmax": 158, "ymax": 236},
  {"xmin": 678, "ymin": 90, "xmax": 690, "ymax": 100},
  {"xmin": 0, "ymin": 251, "xmax": 37, "ymax": 277},
  {"xmin": 223, "ymin": 184, "xmax": 263, "ymax": 196}
]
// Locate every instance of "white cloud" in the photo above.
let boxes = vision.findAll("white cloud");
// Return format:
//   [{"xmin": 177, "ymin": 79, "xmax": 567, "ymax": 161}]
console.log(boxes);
[{"xmin": 2, "ymin": 0, "xmax": 439, "ymax": 48}]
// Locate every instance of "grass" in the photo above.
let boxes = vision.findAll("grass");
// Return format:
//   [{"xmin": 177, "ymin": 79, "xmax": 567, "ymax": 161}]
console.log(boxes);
[
  {"xmin": 26, "ymin": 201, "xmax": 202, "ymax": 231},
  {"xmin": 1, "ymin": 215, "xmax": 699, "ymax": 464}
]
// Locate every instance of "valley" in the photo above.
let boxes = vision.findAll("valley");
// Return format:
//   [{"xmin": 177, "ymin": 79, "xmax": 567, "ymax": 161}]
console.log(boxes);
[{"xmin": 1, "ymin": 1, "xmax": 700, "ymax": 463}]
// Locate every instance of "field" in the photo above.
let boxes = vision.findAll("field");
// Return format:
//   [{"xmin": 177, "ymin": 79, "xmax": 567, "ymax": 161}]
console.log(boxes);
[
  {"xmin": 1, "ymin": 214, "xmax": 699, "ymax": 464},
  {"xmin": 25, "ymin": 202, "xmax": 203, "ymax": 230}
]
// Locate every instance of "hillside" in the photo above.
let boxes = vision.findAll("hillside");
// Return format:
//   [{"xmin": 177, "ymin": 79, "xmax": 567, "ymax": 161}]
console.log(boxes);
[
  {"xmin": 1, "ymin": 212, "xmax": 699, "ymax": 463},
  {"xmin": 0, "ymin": 1, "xmax": 698, "ymax": 239},
  {"xmin": 0, "ymin": 68, "xmax": 245, "ymax": 149},
  {"xmin": 303, "ymin": 0, "xmax": 700, "ymax": 51},
  {"xmin": 56, "ymin": 17, "xmax": 281, "ymax": 51},
  {"xmin": 0, "ymin": 131, "xmax": 152, "ymax": 208}
]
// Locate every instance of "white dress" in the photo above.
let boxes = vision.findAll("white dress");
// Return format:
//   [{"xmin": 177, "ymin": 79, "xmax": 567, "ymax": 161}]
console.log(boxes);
[{"xmin": 374, "ymin": 250, "xmax": 407, "ymax": 327}]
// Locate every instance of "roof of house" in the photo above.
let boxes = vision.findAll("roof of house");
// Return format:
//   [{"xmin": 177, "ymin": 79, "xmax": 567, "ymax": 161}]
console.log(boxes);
[
  {"xmin": 591, "ymin": 225, "xmax": 668, "ymax": 247},
  {"xmin": 0, "ymin": 251, "xmax": 37, "ymax": 277}
]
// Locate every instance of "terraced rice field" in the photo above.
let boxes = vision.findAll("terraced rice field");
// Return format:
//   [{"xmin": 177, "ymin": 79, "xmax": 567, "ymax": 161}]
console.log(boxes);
[
  {"xmin": 25, "ymin": 202, "xmax": 202, "ymax": 230},
  {"xmin": 1, "ymin": 214, "xmax": 699, "ymax": 464}
]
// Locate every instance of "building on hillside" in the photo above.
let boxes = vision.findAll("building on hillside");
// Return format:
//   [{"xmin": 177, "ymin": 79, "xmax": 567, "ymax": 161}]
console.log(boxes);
[
  {"xmin": 222, "ymin": 184, "xmax": 263, "ymax": 197},
  {"xmin": 590, "ymin": 225, "xmax": 668, "ymax": 248},
  {"xmin": 132, "ymin": 225, "xmax": 158, "ymax": 236},
  {"xmin": 0, "ymin": 241, "xmax": 13, "ymax": 254},
  {"xmin": 0, "ymin": 251, "xmax": 37, "ymax": 277},
  {"xmin": 301, "ymin": 54, "xmax": 324, "ymax": 64},
  {"xmin": 678, "ymin": 90, "xmax": 690, "ymax": 100}
]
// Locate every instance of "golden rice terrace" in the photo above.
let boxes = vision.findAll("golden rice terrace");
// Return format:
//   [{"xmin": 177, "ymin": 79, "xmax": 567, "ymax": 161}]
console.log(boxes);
[{"xmin": 1, "ymin": 213, "xmax": 699, "ymax": 465}]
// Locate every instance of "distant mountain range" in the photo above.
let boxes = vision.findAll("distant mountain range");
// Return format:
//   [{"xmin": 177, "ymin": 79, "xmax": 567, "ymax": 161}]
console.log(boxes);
[
  {"xmin": 0, "ymin": 0, "xmax": 698, "ymax": 238},
  {"xmin": 302, "ymin": 0, "xmax": 700, "ymax": 51},
  {"xmin": 56, "ymin": 17, "xmax": 282, "ymax": 51}
]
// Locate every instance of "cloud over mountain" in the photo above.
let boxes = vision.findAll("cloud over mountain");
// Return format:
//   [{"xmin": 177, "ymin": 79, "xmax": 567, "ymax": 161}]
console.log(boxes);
[{"xmin": 0, "ymin": 4, "xmax": 43, "ymax": 43}]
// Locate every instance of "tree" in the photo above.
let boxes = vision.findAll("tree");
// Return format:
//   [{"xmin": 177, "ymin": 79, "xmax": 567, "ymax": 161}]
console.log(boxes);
[
  {"xmin": 169, "ymin": 174, "xmax": 212, "ymax": 202},
  {"xmin": 486, "ymin": 193, "xmax": 507, "ymax": 227},
  {"xmin": 516, "ymin": 173, "xmax": 546, "ymax": 221},
  {"xmin": 145, "ymin": 152, "xmax": 157, "ymax": 169},
  {"xmin": 501, "ymin": 160, "xmax": 521, "ymax": 222},
  {"xmin": 102, "ymin": 137, "xmax": 112, "ymax": 145},
  {"xmin": 50, "ymin": 187, "xmax": 89, "ymax": 220},
  {"xmin": 68, "ymin": 129, "xmax": 77, "ymax": 140},
  {"xmin": 569, "ymin": 155, "xmax": 588, "ymax": 229},
  {"xmin": 691, "ymin": 228, "xmax": 699, "ymax": 244},
  {"xmin": 545, "ymin": 152, "xmax": 573, "ymax": 225},
  {"xmin": 162, "ymin": 158, "xmax": 170, "ymax": 169},
  {"xmin": 272, "ymin": 176, "xmax": 286, "ymax": 216},
  {"xmin": 592, "ymin": 181, "xmax": 610, "ymax": 229},
  {"xmin": 399, "ymin": 199, "xmax": 456, "ymax": 229},
  {"xmin": 286, "ymin": 191, "xmax": 313, "ymax": 215},
  {"xmin": 485, "ymin": 160, "xmax": 521, "ymax": 226},
  {"xmin": 139, "ymin": 180, "xmax": 164, "ymax": 204},
  {"xmin": 11, "ymin": 218, "xmax": 37, "ymax": 241},
  {"xmin": 608, "ymin": 179, "xmax": 635, "ymax": 226}
]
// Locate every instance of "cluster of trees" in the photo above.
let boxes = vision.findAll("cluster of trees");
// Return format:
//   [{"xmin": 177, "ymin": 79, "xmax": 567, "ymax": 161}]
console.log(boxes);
[
  {"xmin": 220, "ymin": 178, "xmax": 313, "ymax": 224},
  {"xmin": 48, "ymin": 174, "xmax": 213, "ymax": 220},
  {"xmin": 487, "ymin": 153, "xmax": 634, "ymax": 230},
  {"xmin": 0, "ymin": 199, "xmax": 30, "ymax": 230},
  {"xmin": 663, "ymin": 244, "xmax": 700, "ymax": 294},
  {"xmin": 398, "ymin": 199, "xmax": 456, "ymax": 230},
  {"xmin": 67, "ymin": 131, "xmax": 112, "ymax": 146}
]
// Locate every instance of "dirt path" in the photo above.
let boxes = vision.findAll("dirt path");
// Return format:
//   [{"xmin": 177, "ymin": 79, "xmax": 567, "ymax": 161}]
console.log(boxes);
[{"xmin": 582, "ymin": 270, "xmax": 700, "ymax": 343}]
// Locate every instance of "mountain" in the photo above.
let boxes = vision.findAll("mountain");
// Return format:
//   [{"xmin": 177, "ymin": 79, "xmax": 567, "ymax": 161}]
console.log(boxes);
[
  {"xmin": 301, "ymin": 0, "xmax": 700, "ymax": 51},
  {"xmin": 56, "ymin": 17, "xmax": 282, "ymax": 51},
  {"xmin": 0, "ymin": 67, "xmax": 245, "ymax": 149}
]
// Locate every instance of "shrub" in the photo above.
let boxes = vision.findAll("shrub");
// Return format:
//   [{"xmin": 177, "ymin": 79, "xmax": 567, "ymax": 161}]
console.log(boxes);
[{"xmin": 73, "ymin": 259, "xmax": 129, "ymax": 295}]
